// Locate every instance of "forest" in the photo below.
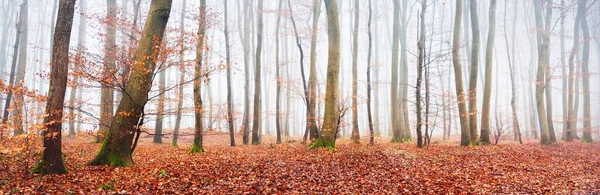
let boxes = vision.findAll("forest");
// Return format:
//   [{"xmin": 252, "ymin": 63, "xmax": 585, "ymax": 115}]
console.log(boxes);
[{"xmin": 1, "ymin": 0, "xmax": 600, "ymax": 193}]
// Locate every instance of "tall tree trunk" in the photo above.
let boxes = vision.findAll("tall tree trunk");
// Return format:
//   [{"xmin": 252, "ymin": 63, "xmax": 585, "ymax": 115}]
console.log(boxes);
[
  {"xmin": 251, "ymin": 0, "xmax": 264, "ymax": 145},
  {"xmin": 240, "ymin": 0, "xmax": 251, "ymax": 145},
  {"xmin": 504, "ymin": 0, "xmax": 522, "ymax": 144},
  {"xmin": 32, "ymin": 0, "xmax": 76, "ymax": 175},
  {"xmin": 88, "ymin": 0, "xmax": 172, "ymax": 166},
  {"xmin": 566, "ymin": 0, "xmax": 583, "ymax": 142},
  {"xmin": 309, "ymin": 0, "xmax": 340, "ymax": 150},
  {"xmin": 153, "ymin": 67, "xmax": 166, "ymax": 143},
  {"xmin": 69, "ymin": 0, "xmax": 86, "ymax": 138},
  {"xmin": 415, "ymin": 0, "xmax": 427, "ymax": 148},
  {"xmin": 98, "ymin": 0, "xmax": 117, "ymax": 143},
  {"xmin": 467, "ymin": 0, "xmax": 480, "ymax": 144},
  {"xmin": 350, "ymin": 0, "xmax": 360, "ymax": 143},
  {"xmin": 308, "ymin": 0, "xmax": 321, "ymax": 141},
  {"xmin": 275, "ymin": 0, "xmax": 283, "ymax": 144},
  {"xmin": 480, "ymin": 0, "xmax": 496, "ymax": 145},
  {"xmin": 12, "ymin": 0, "xmax": 28, "ymax": 135},
  {"xmin": 224, "ymin": 0, "xmax": 236, "ymax": 146},
  {"xmin": 191, "ymin": 0, "xmax": 206, "ymax": 153},
  {"xmin": 1, "ymin": 8, "xmax": 21, "ymax": 133},
  {"xmin": 399, "ymin": 0, "xmax": 410, "ymax": 140},
  {"xmin": 390, "ymin": 0, "xmax": 402, "ymax": 142},
  {"xmin": 580, "ymin": 0, "xmax": 592, "ymax": 143},
  {"xmin": 366, "ymin": 0, "xmax": 374, "ymax": 145},
  {"xmin": 453, "ymin": 0, "xmax": 472, "ymax": 146},
  {"xmin": 533, "ymin": 0, "xmax": 552, "ymax": 145},
  {"xmin": 172, "ymin": 0, "xmax": 186, "ymax": 147},
  {"xmin": 560, "ymin": 0, "xmax": 568, "ymax": 141}
]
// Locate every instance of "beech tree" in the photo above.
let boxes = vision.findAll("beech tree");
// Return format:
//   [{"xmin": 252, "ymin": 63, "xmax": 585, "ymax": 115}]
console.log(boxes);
[
  {"xmin": 350, "ymin": 0, "xmax": 360, "ymax": 143},
  {"xmin": 480, "ymin": 0, "xmax": 497, "ymax": 145},
  {"xmin": 452, "ymin": 0, "xmax": 472, "ymax": 146},
  {"xmin": 98, "ymin": 0, "xmax": 117, "ymax": 143},
  {"xmin": 88, "ymin": 0, "xmax": 173, "ymax": 166},
  {"xmin": 31, "ymin": 0, "xmax": 76, "ymax": 174},
  {"xmin": 191, "ymin": 0, "xmax": 207, "ymax": 153},
  {"xmin": 251, "ymin": 0, "xmax": 263, "ymax": 145},
  {"xmin": 309, "ymin": 0, "xmax": 340, "ymax": 150}
]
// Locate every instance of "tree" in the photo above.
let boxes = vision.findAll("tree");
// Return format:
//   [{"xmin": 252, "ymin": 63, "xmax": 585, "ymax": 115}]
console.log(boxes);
[
  {"xmin": 467, "ymin": 0, "xmax": 480, "ymax": 144},
  {"xmin": 191, "ymin": 0, "xmax": 207, "ymax": 153},
  {"xmin": 153, "ymin": 63, "xmax": 166, "ymax": 144},
  {"xmin": 240, "ymin": 0, "xmax": 251, "ymax": 145},
  {"xmin": 566, "ymin": 0, "xmax": 583, "ymax": 142},
  {"xmin": 503, "ymin": 0, "xmax": 522, "ymax": 144},
  {"xmin": 251, "ymin": 0, "xmax": 263, "ymax": 145},
  {"xmin": 415, "ymin": 0, "xmax": 427, "ymax": 148},
  {"xmin": 224, "ymin": 0, "xmax": 235, "ymax": 146},
  {"xmin": 275, "ymin": 0, "xmax": 283, "ymax": 144},
  {"xmin": 390, "ymin": 0, "xmax": 402, "ymax": 142},
  {"xmin": 32, "ymin": 0, "xmax": 76, "ymax": 174},
  {"xmin": 69, "ymin": 0, "xmax": 86, "ymax": 138},
  {"xmin": 366, "ymin": 0, "xmax": 374, "ymax": 145},
  {"xmin": 12, "ymin": 0, "xmax": 28, "ymax": 135},
  {"xmin": 98, "ymin": 0, "xmax": 117, "ymax": 143},
  {"xmin": 533, "ymin": 0, "xmax": 553, "ymax": 145},
  {"xmin": 452, "ymin": 0, "xmax": 472, "ymax": 146},
  {"xmin": 480, "ymin": 0, "xmax": 497, "ymax": 145},
  {"xmin": 1, "ymin": 2, "xmax": 23, "ymax": 134},
  {"xmin": 88, "ymin": 0, "xmax": 173, "ymax": 166},
  {"xmin": 172, "ymin": 0, "xmax": 187, "ymax": 147},
  {"xmin": 580, "ymin": 0, "xmax": 592, "ymax": 143},
  {"xmin": 307, "ymin": 0, "xmax": 322, "ymax": 141},
  {"xmin": 309, "ymin": 0, "xmax": 340, "ymax": 150},
  {"xmin": 350, "ymin": 0, "xmax": 360, "ymax": 143}
]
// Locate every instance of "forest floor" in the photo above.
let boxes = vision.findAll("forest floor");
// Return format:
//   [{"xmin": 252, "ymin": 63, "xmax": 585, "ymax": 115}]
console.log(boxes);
[{"xmin": 1, "ymin": 131, "xmax": 600, "ymax": 194}]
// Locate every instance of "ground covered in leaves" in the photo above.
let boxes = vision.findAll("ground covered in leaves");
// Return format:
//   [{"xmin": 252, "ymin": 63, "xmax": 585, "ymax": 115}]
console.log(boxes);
[{"xmin": 2, "ymin": 133, "xmax": 600, "ymax": 194}]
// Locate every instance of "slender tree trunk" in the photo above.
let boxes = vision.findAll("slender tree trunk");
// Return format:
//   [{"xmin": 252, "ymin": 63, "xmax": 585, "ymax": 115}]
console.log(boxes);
[
  {"xmin": 366, "ymin": 0, "xmax": 374, "ymax": 145},
  {"xmin": 69, "ymin": 0, "xmax": 86, "ymax": 138},
  {"xmin": 390, "ymin": 0, "xmax": 402, "ymax": 142},
  {"xmin": 309, "ymin": 0, "xmax": 340, "ymax": 150},
  {"xmin": 415, "ymin": 0, "xmax": 427, "ymax": 148},
  {"xmin": 566, "ymin": 0, "xmax": 583, "ymax": 142},
  {"xmin": 467, "ymin": 0, "xmax": 480, "ymax": 144},
  {"xmin": 224, "ymin": 0, "xmax": 236, "ymax": 146},
  {"xmin": 191, "ymin": 0, "xmax": 206, "ymax": 153},
  {"xmin": 504, "ymin": 0, "xmax": 522, "ymax": 144},
  {"xmin": 240, "ymin": 0, "xmax": 251, "ymax": 145},
  {"xmin": 350, "ymin": 0, "xmax": 360, "ymax": 143},
  {"xmin": 88, "ymin": 0, "xmax": 172, "ymax": 166},
  {"xmin": 12, "ymin": 0, "xmax": 28, "ymax": 135},
  {"xmin": 580, "ymin": 0, "xmax": 592, "ymax": 142},
  {"xmin": 98, "ymin": 0, "xmax": 117, "ymax": 143},
  {"xmin": 172, "ymin": 0, "xmax": 186, "ymax": 147},
  {"xmin": 533, "ymin": 0, "xmax": 552, "ymax": 145},
  {"xmin": 32, "ymin": 0, "xmax": 76, "ymax": 175},
  {"xmin": 308, "ymin": 0, "xmax": 321, "ymax": 141},
  {"xmin": 1, "ymin": 9, "xmax": 21, "ymax": 132},
  {"xmin": 453, "ymin": 0, "xmax": 472, "ymax": 146},
  {"xmin": 275, "ymin": 0, "xmax": 283, "ymax": 144},
  {"xmin": 480, "ymin": 0, "xmax": 496, "ymax": 145},
  {"xmin": 399, "ymin": 0, "xmax": 410, "ymax": 140},
  {"xmin": 251, "ymin": 0, "xmax": 264, "ymax": 145}
]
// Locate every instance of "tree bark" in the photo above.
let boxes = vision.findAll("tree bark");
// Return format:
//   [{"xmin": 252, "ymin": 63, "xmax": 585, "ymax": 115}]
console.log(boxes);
[
  {"xmin": 309, "ymin": 0, "xmax": 340, "ymax": 150},
  {"xmin": 275, "ymin": 0, "xmax": 283, "ymax": 144},
  {"xmin": 580, "ymin": 0, "xmax": 592, "ymax": 143},
  {"xmin": 467, "ymin": 0, "xmax": 480, "ymax": 144},
  {"xmin": 480, "ymin": 0, "xmax": 496, "ymax": 145},
  {"xmin": 172, "ymin": 0, "xmax": 186, "ymax": 147},
  {"xmin": 453, "ymin": 0, "xmax": 472, "ymax": 146},
  {"xmin": 240, "ymin": 0, "xmax": 251, "ymax": 145},
  {"xmin": 98, "ymin": 0, "xmax": 117, "ymax": 143},
  {"xmin": 32, "ymin": 0, "xmax": 76, "ymax": 175},
  {"xmin": 191, "ymin": 0, "xmax": 206, "ymax": 153},
  {"xmin": 308, "ymin": 0, "xmax": 321, "ymax": 141},
  {"xmin": 415, "ymin": 0, "xmax": 427, "ymax": 148},
  {"xmin": 390, "ymin": 0, "xmax": 402, "ymax": 142},
  {"xmin": 224, "ymin": 0, "xmax": 236, "ymax": 146},
  {"xmin": 366, "ymin": 0, "xmax": 374, "ymax": 145},
  {"xmin": 350, "ymin": 0, "xmax": 360, "ymax": 143},
  {"xmin": 533, "ymin": 0, "xmax": 553, "ymax": 145},
  {"xmin": 88, "ymin": 0, "xmax": 172, "ymax": 166},
  {"xmin": 251, "ymin": 0, "xmax": 264, "ymax": 145},
  {"xmin": 69, "ymin": 0, "xmax": 86, "ymax": 138}
]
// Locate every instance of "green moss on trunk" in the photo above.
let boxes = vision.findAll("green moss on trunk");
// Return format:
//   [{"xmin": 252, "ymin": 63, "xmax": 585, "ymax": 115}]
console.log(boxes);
[
  {"xmin": 308, "ymin": 137, "xmax": 335, "ymax": 150},
  {"xmin": 32, "ymin": 153, "xmax": 68, "ymax": 175},
  {"xmin": 190, "ymin": 144, "xmax": 205, "ymax": 153}
]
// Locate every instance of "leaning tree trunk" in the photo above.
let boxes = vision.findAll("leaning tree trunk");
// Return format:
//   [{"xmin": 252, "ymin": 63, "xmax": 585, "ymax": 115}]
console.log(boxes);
[
  {"xmin": 275, "ymin": 0, "xmax": 283, "ymax": 144},
  {"xmin": 452, "ymin": 0, "xmax": 471, "ymax": 146},
  {"xmin": 224, "ymin": 0, "xmax": 236, "ymax": 146},
  {"xmin": 31, "ymin": 0, "xmax": 75, "ymax": 175},
  {"xmin": 251, "ymin": 0, "xmax": 264, "ymax": 145},
  {"xmin": 480, "ymin": 0, "xmax": 496, "ymax": 145},
  {"xmin": 191, "ymin": 0, "xmax": 206, "ymax": 153},
  {"xmin": 309, "ymin": 0, "xmax": 340, "ymax": 150},
  {"xmin": 1, "ymin": 4, "xmax": 23, "ymax": 136},
  {"xmin": 69, "ymin": 0, "xmax": 86, "ymax": 138},
  {"xmin": 580, "ymin": 0, "xmax": 592, "ymax": 143},
  {"xmin": 467, "ymin": 0, "xmax": 480, "ymax": 144},
  {"xmin": 98, "ymin": 0, "xmax": 117, "ymax": 143},
  {"xmin": 88, "ymin": 0, "xmax": 172, "ymax": 166},
  {"xmin": 350, "ymin": 0, "xmax": 360, "ymax": 143},
  {"xmin": 172, "ymin": 0, "xmax": 187, "ymax": 147}
]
